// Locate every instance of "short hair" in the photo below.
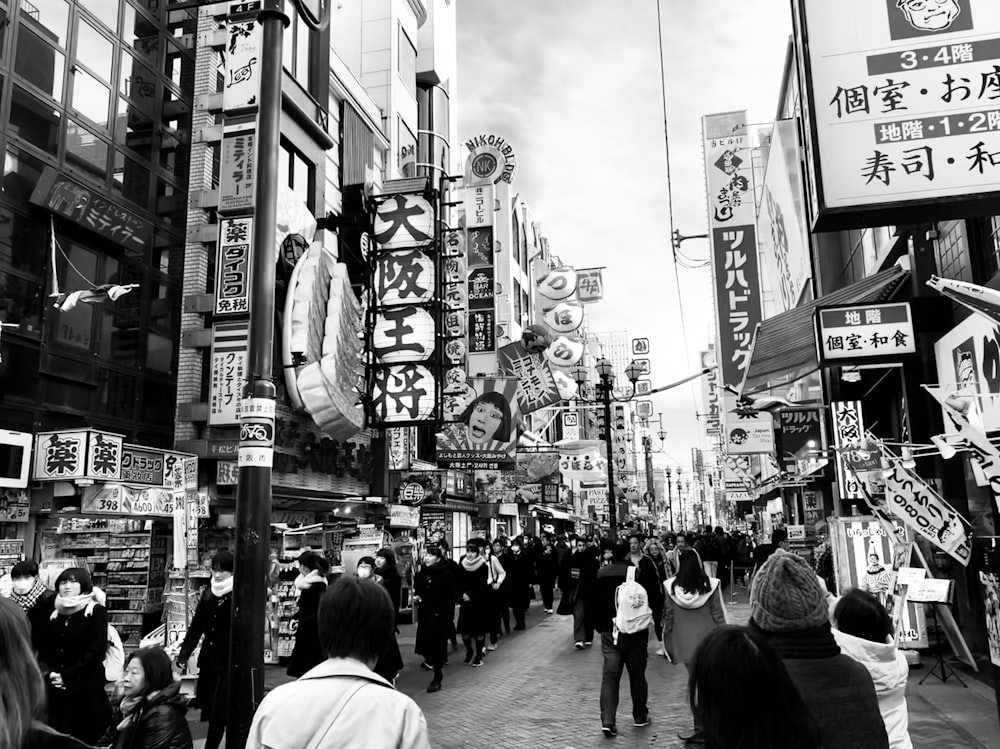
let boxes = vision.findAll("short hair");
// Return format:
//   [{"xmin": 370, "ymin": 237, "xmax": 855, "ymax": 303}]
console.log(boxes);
[
  {"xmin": 459, "ymin": 391, "xmax": 513, "ymax": 441},
  {"xmin": 626, "ymin": 532, "xmax": 644, "ymax": 543},
  {"xmin": 834, "ymin": 588, "xmax": 894, "ymax": 643},
  {"xmin": 690, "ymin": 626, "xmax": 822, "ymax": 749},
  {"xmin": 298, "ymin": 551, "xmax": 330, "ymax": 575},
  {"xmin": 54, "ymin": 567, "xmax": 93, "ymax": 593},
  {"xmin": 771, "ymin": 528, "xmax": 789, "ymax": 546},
  {"xmin": 611, "ymin": 542, "xmax": 629, "ymax": 561},
  {"xmin": 0, "ymin": 598, "xmax": 48, "ymax": 749},
  {"xmin": 318, "ymin": 576, "xmax": 395, "ymax": 663},
  {"xmin": 212, "ymin": 550, "xmax": 234, "ymax": 573},
  {"xmin": 127, "ymin": 648, "xmax": 175, "ymax": 695},
  {"xmin": 11, "ymin": 561, "xmax": 38, "ymax": 578},
  {"xmin": 357, "ymin": 556, "xmax": 376, "ymax": 569}
]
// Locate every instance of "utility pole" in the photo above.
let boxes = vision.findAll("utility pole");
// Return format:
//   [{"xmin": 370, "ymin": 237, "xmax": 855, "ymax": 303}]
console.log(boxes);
[
  {"xmin": 642, "ymin": 435, "xmax": 655, "ymax": 518},
  {"xmin": 600, "ymin": 377, "xmax": 618, "ymax": 541}
]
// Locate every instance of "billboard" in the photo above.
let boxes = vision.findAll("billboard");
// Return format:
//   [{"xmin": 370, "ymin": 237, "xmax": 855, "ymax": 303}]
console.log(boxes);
[
  {"xmin": 436, "ymin": 377, "xmax": 520, "ymax": 470},
  {"xmin": 816, "ymin": 302, "xmax": 916, "ymax": 363}
]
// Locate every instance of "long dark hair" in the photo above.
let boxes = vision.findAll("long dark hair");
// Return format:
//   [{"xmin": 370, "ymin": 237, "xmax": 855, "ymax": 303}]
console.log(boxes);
[
  {"xmin": 690, "ymin": 626, "xmax": 822, "ymax": 749},
  {"xmin": 375, "ymin": 547, "xmax": 400, "ymax": 583},
  {"xmin": 0, "ymin": 598, "xmax": 48, "ymax": 749},
  {"xmin": 126, "ymin": 648, "xmax": 175, "ymax": 697},
  {"xmin": 834, "ymin": 588, "xmax": 894, "ymax": 643},
  {"xmin": 54, "ymin": 566, "xmax": 93, "ymax": 593},
  {"xmin": 672, "ymin": 548, "xmax": 710, "ymax": 595},
  {"xmin": 460, "ymin": 391, "xmax": 513, "ymax": 441}
]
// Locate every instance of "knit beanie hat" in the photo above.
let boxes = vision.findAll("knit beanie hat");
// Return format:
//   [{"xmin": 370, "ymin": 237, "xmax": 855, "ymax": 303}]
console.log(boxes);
[{"xmin": 750, "ymin": 550, "xmax": 830, "ymax": 632}]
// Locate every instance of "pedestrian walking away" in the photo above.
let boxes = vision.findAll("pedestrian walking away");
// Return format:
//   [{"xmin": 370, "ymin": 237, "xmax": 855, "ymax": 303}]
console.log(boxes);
[
  {"xmin": 413, "ymin": 544, "xmax": 457, "ymax": 692},
  {"xmin": 504, "ymin": 538, "xmax": 533, "ymax": 630},
  {"xmin": 285, "ymin": 550, "xmax": 330, "ymax": 678},
  {"xmin": 247, "ymin": 576, "xmax": 431, "ymax": 749},
  {"xmin": 662, "ymin": 547, "xmax": 727, "ymax": 744},
  {"xmin": 593, "ymin": 542, "xmax": 651, "ymax": 737},
  {"xmin": 492, "ymin": 539, "xmax": 513, "ymax": 637},
  {"xmin": 536, "ymin": 533, "xmax": 559, "ymax": 614},
  {"xmin": 482, "ymin": 540, "xmax": 507, "ymax": 651},
  {"xmin": 175, "ymin": 550, "xmax": 233, "ymax": 749}
]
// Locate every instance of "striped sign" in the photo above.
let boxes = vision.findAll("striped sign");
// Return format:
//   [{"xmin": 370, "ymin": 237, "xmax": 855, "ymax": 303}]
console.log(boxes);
[{"xmin": 209, "ymin": 323, "xmax": 249, "ymax": 426}]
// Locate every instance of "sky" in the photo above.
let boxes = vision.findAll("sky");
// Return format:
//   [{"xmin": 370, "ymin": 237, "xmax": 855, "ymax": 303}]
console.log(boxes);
[{"xmin": 457, "ymin": 0, "xmax": 793, "ymax": 471}]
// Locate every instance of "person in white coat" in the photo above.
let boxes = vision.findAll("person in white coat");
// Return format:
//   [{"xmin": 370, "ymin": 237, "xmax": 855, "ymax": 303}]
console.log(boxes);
[
  {"xmin": 247, "ymin": 575, "xmax": 431, "ymax": 749},
  {"xmin": 833, "ymin": 589, "xmax": 912, "ymax": 749}
]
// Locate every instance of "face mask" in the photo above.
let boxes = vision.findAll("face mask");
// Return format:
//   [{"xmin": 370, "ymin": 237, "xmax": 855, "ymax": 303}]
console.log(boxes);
[
  {"xmin": 12, "ymin": 579, "xmax": 34, "ymax": 595},
  {"xmin": 358, "ymin": 567, "xmax": 373, "ymax": 578}
]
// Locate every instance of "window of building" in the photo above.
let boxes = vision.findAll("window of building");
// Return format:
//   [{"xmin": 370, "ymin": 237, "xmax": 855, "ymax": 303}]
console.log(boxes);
[
  {"xmin": 279, "ymin": 138, "xmax": 314, "ymax": 209},
  {"xmin": 0, "ymin": 271, "xmax": 43, "ymax": 334},
  {"xmin": 935, "ymin": 220, "xmax": 971, "ymax": 282},
  {"xmin": 75, "ymin": 16, "xmax": 114, "ymax": 81},
  {"xmin": 26, "ymin": 0, "xmax": 70, "ymax": 48},
  {"xmin": 65, "ymin": 119, "xmax": 109, "ymax": 180},
  {"xmin": 1, "ymin": 146, "xmax": 48, "ymax": 213},
  {"xmin": 15, "ymin": 25, "xmax": 65, "ymax": 101},
  {"xmin": 982, "ymin": 216, "xmax": 1000, "ymax": 281},
  {"xmin": 116, "ymin": 97, "xmax": 154, "ymax": 162},
  {"xmin": 397, "ymin": 118, "xmax": 417, "ymax": 178},
  {"xmin": 9, "ymin": 84, "xmax": 61, "ymax": 153},
  {"xmin": 398, "ymin": 24, "xmax": 416, "ymax": 97},
  {"xmin": 121, "ymin": 2, "xmax": 159, "ymax": 67},
  {"xmin": 112, "ymin": 150, "xmax": 151, "ymax": 209},
  {"xmin": 282, "ymin": 3, "xmax": 312, "ymax": 90},
  {"xmin": 120, "ymin": 52, "xmax": 158, "ymax": 117}
]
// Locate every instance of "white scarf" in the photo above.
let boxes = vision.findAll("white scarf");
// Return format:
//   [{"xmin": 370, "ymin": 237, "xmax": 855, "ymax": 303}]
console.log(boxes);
[
  {"xmin": 294, "ymin": 570, "xmax": 327, "ymax": 591},
  {"xmin": 211, "ymin": 577, "xmax": 234, "ymax": 598},
  {"xmin": 52, "ymin": 592, "xmax": 98, "ymax": 618}
]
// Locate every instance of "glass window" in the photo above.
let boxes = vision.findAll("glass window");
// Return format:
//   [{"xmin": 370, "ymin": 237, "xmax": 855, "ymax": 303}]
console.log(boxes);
[
  {"xmin": 65, "ymin": 120, "xmax": 109, "ymax": 180},
  {"xmin": 116, "ymin": 98, "xmax": 154, "ymax": 162},
  {"xmin": 144, "ymin": 332, "xmax": 172, "ymax": 372},
  {"xmin": 79, "ymin": 0, "xmax": 120, "ymax": 31},
  {"xmin": 44, "ymin": 378, "xmax": 92, "ymax": 412},
  {"xmin": 50, "ymin": 244, "xmax": 97, "ymax": 351},
  {"xmin": 164, "ymin": 41, "xmax": 191, "ymax": 90},
  {"xmin": 0, "ymin": 205, "xmax": 47, "ymax": 276},
  {"xmin": 112, "ymin": 151, "xmax": 150, "ymax": 209},
  {"xmin": 398, "ymin": 24, "xmax": 416, "ymax": 97},
  {"xmin": 398, "ymin": 118, "xmax": 416, "ymax": 178},
  {"xmin": 72, "ymin": 68, "xmax": 111, "ymax": 129},
  {"xmin": 120, "ymin": 53, "xmax": 157, "ymax": 114},
  {"xmin": 155, "ymin": 178, "xmax": 183, "ymax": 228},
  {"xmin": 75, "ymin": 17, "xmax": 113, "ymax": 81},
  {"xmin": 121, "ymin": 2, "xmax": 159, "ymax": 67},
  {"xmin": 1, "ymin": 147, "xmax": 47, "ymax": 213},
  {"xmin": 15, "ymin": 26, "xmax": 65, "ymax": 101},
  {"xmin": 158, "ymin": 127, "xmax": 188, "ymax": 180},
  {"xmin": 97, "ymin": 367, "xmax": 137, "ymax": 421},
  {"xmin": 9, "ymin": 85, "xmax": 61, "ymax": 152},
  {"xmin": 0, "ymin": 271, "xmax": 43, "ymax": 334},
  {"xmin": 141, "ymin": 379, "xmax": 175, "ymax": 424},
  {"xmin": 25, "ymin": 0, "xmax": 70, "ymax": 48},
  {"xmin": 280, "ymin": 139, "xmax": 314, "ymax": 209}
]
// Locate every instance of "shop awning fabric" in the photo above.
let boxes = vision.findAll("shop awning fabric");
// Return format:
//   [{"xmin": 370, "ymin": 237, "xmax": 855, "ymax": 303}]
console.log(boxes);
[{"xmin": 741, "ymin": 266, "xmax": 909, "ymax": 395}]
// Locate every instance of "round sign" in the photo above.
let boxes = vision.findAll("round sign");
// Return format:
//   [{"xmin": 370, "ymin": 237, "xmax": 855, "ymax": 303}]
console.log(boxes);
[
  {"xmin": 471, "ymin": 151, "xmax": 499, "ymax": 180},
  {"xmin": 401, "ymin": 482, "xmax": 425, "ymax": 503},
  {"xmin": 642, "ymin": 492, "xmax": 655, "ymax": 502}
]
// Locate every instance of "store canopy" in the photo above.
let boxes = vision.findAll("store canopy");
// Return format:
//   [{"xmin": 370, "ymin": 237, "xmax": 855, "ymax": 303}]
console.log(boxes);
[
  {"xmin": 741, "ymin": 265, "xmax": 909, "ymax": 395},
  {"xmin": 531, "ymin": 504, "xmax": 572, "ymax": 520}
]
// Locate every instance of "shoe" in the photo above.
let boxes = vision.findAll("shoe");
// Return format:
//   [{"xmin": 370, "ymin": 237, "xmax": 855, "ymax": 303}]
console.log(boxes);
[
  {"xmin": 471, "ymin": 658, "xmax": 484, "ymax": 667},
  {"xmin": 584, "ymin": 641, "xmax": 593, "ymax": 647},
  {"xmin": 426, "ymin": 680, "xmax": 442, "ymax": 693},
  {"xmin": 419, "ymin": 661, "xmax": 432, "ymax": 671},
  {"xmin": 574, "ymin": 641, "xmax": 584, "ymax": 650},
  {"xmin": 601, "ymin": 724, "xmax": 617, "ymax": 738},
  {"xmin": 486, "ymin": 643, "xmax": 497, "ymax": 651},
  {"xmin": 545, "ymin": 608, "xmax": 553, "ymax": 614},
  {"xmin": 634, "ymin": 716, "xmax": 650, "ymax": 727},
  {"xmin": 677, "ymin": 729, "xmax": 705, "ymax": 743},
  {"xmin": 464, "ymin": 650, "xmax": 474, "ymax": 665}
]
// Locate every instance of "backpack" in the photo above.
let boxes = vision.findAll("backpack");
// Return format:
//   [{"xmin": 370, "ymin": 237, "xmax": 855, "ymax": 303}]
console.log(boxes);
[
  {"xmin": 612, "ymin": 566, "xmax": 652, "ymax": 644},
  {"xmin": 105, "ymin": 623, "xmax": 125, "ymax": 682}
]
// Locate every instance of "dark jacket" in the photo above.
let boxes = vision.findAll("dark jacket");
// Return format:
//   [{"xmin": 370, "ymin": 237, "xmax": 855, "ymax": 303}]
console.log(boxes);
[
  {"xmin": 629, "ymin": 554, "xmax": 664, "ymax": 607},
  {"xmin": 25, "ymin": 726, "xmax": 93, "ymax": 749},
  {"xmin": 557, "ymin": 549, "xmax": 598, "ymax": 615},
  {"xmin": 413, "ymin": 560, "xmax": 456, "ymax": 662},
  {"xmin": 501, "ymin": 551, "xmax": 533, "ymax": 610},
  {"xmin": 101, "ymin": 681, "xmax": 193, "ymax": 749},
  {"xmin": 592, "ymin": 560, "xmax": 631, "ymax": 634},
  {"xmin": 178, "ymin": 588, "xmax": 232, "ymax": 674},
  {"xmin": 286, "ymin": 580, "xmax": 327, "ymax": 678},
  {"xmin": 535, "ymin": 546, "xmax": 559, "ymax": 586},
  {"xmin": 456, "ymin": 558, "xmax": 491, "ymax": 635},
  {"xmin": 43, "ymin": 604, "xmax": 109, "ymax": 690},
  {"xmin": 24, "ymin": 589, "xmax": 57, "ymax": 656}
]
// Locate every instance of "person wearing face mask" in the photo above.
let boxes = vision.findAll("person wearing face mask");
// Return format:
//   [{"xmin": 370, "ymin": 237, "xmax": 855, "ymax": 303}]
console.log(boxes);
[
  {"xmin": 40, "ymin": 567, "xmax": 113, "ymax": 744},
  {"xmin": 412, "ymin": 546, "xmax": 456, "ymax": 693},
  {"xmin": 176, "ymin": 551, "xmax": 234, "ymax": 749},
  {"xmin": 456, "ymin": 542, "xmax": 491, "ymax": 667},
  {"xmin": 372, "ymin": 548, "xmax": 405, "ymax": 683},
  {"xmin": 99, "ymin": 647, "xmax": 193, "ymax": 749},
  {"xmin": 5, "ymin": 560, "xmax": 56, "ymax": 657},
  {"xmin": 286, "ymin": 551, "xmax": 330, "ymax": 678}
]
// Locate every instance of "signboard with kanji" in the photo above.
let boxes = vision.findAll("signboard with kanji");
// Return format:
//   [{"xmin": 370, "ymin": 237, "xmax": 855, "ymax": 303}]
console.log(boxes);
[
  {"xmin": 436, "ymin": 377, "xmax": 520, "ymax": 470},
  {"xmin": 33, "ymin": 429, "xmax": 124, "ymax": 482},
  {"xmin": 219, "ymin": 133, "xmax": 255, "ymax": 213},
  {"xmin": 576, "ymin": 268, "xmax": 604, "ymax": 303},
  {"xmin": 832, "ymin": 401, "xmax": 867, "ymax": 501},
  {"xmin": 632, "ymin": 337, "xmax": 650, "ymax": 355},
  {"xmin": 215, "ymin": 216, "xmax": 252, "ymax": 315},
  {"xmin": 497, "ymin": 341, "xmax": 561, "ymax": 413},
  {"xmin": 817, "ymin": 302, "xmax": 916, "ymax": 363},
  {"xmin": 209, "ymin": 323, "xmax": 248, "ymax": 426}
]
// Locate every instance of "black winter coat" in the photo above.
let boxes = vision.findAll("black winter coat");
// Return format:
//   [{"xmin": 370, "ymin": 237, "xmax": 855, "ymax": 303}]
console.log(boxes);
[
  {"xmin": 24, "ymin": 589, "xmax": 56, "ymax": 656},
  {"xmin": 557, "ymin": 550, "xmax": 598, "ymax": 616},
  {"xmin": 413, "ymin": 561, "xmax": 456, "ymax": 663},
  {"xmin": 535, "ymin": 546, "xmax": 559, "ymax": 586},
  {"xmin": 102, "ymin": 681, "xmax": 193, "ymax": 749},
  {"xmin": 178, "ymin": 589, "xmax": 232, "ymax": 674},
  {"xmin": 286, "ymin": 581, "xmax": 327, "ymax": 678},
  {"xmin": 25, "ymin": 726, "xmax": 92, "ymax": 749},
  {"xmin": 456, "ymin": 559, "xmax": 491, "ymax": 635},
  {"xmin": 501, "ymin": 551, "xmax": 533, "ymax": 610}
]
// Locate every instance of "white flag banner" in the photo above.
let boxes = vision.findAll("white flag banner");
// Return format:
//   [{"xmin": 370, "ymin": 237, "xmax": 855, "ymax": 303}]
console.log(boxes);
[{"xmin": 925, "ymin": 385, "xmax": 1000, "ymax": 494}]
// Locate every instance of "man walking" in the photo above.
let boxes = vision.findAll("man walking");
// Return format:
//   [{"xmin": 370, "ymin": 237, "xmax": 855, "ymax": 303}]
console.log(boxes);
[{"xmin": 593, "ymin": 542, "xmax": 651, "ymax": 737}]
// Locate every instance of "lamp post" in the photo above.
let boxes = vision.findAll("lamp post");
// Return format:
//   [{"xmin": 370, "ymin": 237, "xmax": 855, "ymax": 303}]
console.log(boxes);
[
  {"xmin": 640, "ymin": 413, "xmax": 666, "ymax": 528},
  {"xmin": 676, "ymin": 467, "xmax": 684, "ymax": 530},
  {"xmin": 665, "ymin": 466, "xmax": 673, "ymax": 530}
]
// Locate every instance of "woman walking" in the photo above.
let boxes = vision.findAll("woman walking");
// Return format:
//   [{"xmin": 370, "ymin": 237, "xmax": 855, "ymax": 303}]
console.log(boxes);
[
  {"xmin": 413, "ymin": 545, "xmax": 456, "ymax": 693},
  {"xmin": 41, "ymin": 567, "xmax": 113, "ymax": 744},
  {"xmin": 482, "ymin": 540, "xmax": 506, "ymax": 652},
  {"xmin": 286, "ymin": 551, "xmax": 329, "ymax": 678},
  {"xmin": 176, "ymin": 551, "xmax": 233, "ymax": 749},
  {"xmin": 370, "ymin": 549, "xmax": 405, "ymax": 683},
  {"xmin": 662, "ymin": 549, "xmax": 726, "ymax": 745},
  {"xmin": 558, "ymin": 537, "xmax": 598, "ymax": 649},
  {"xmin": 456, "ymin": 541, "xmax": 491, "ymax": 667},
  {"xmin": 645, "ymin": 538, "xmax": 669, "ymax": 653},
  {"xmin": 100, "ymin": 647, "xmax": 193, "ymax": 749}
]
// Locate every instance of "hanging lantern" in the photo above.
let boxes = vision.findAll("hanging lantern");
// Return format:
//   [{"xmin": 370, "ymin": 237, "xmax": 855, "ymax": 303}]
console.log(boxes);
[
  {"xmin": 372, "ymin": 306, "xmax": 435, "ymax": 363},
  {"xmin": 370, "ymin": 364, "xmax": 436, "ymax": 424},
  {"xmin": 373, "ymin": 194, "xmax": 434, "ymax": 250},
  {"xmin": 444, "ymin": 256, "xmax": 467, "ymax": 284},
  {"xmin": 536, "ymin": 267, "xmax": 577, "ymax": 302},
  {"xmin": 542, "ymin": 301, "xmax": 584, "ymax": 333},
  {"xmin": 543, "ymin": 336, "xmax": 585, "ymax": 367},
  {"xmin": 444, "ymin": 338, "xmax": 467, "ymax": 364},
  {"xmin": 444, "ymin": 284, "xmax": 466, "ymax": 309},
  {"xmin": 443, "ymin": 366, "xmax": 468, "ymax": 393},
  {"xmin": 375, "ymin": 250, "xmax": 435, "ymax": 305}
]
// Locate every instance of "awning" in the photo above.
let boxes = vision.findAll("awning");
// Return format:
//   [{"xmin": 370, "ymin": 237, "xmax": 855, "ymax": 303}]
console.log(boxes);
[
  {"xmin": 531, "ymin": 504, "xmax": 573, "ymax": 520},
  {"xmin": 741, "ymin": 265, "xmax": 909, "ymax": 394}
]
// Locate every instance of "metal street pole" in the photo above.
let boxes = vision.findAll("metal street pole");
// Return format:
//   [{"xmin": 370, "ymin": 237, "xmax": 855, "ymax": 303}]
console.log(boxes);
[
  {"xmin": 602, "ymin": 378, "xmax": 618, "ymax": 542},
  {"xmin": 643, "ymin": 436, "xmax": 655, "ymax": 528},
  {"xmin": 665, "ymin": 467, "xmax": 673, "ymax": 531},
  {"xmin": 228, "ymin": 2, "xmax": 287, "ymax": 747}
]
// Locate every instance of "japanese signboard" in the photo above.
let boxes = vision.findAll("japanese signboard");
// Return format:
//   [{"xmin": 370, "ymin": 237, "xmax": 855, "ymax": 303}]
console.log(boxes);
[
  {"xmin": 388, "ymin": 504, "xmax": 421, "ymax": 528},
  {"xmin": 30, "ymin": 167, "xmax": 152, "ymax": 252},
  {"xmin": 832, "ymin": 401, "xmax": 867, "ymax": 501},
  {"xmin": 611, "ymin": 403, "xmax": 634, "ymax": 476},
  {"xmin": 463, "ymin": 185, "xmax": 495, "ymax": 229},
  {"xmin": 120, "ymin": 445, "xmax": 166, "ymax": 486},
  {"xmin": 215, "ymin": 216, "xmax": 252, "ymax": 315},
  {"xmin": 704, "ymin": 111, "xmax": 761, "ymax": 388},
  {"xmin": 562, "ymin": 412, "xmax": 580, "ymax": 441},
  {"xmin": 497, "ymin": 341, "xmax": 561, "ymax": 413},
  {"xmin": 883, "ymin": 464, "xmax": 972, "ymax": 566},
  {"xmin": 465, "ymin": 133, "xmax": 518, "ymax": 185},
  {"xmin": 468, "ymin": 268, "xmax": 495, "ymax": 309},
  {"xmin": 468, "ymin": 310, "xmax": 495, "ymax": 353},
  {"xmin": 725, "ymin": 409, "xmax": 776, "ymax": 455},
  {"xmin": 219, "ymin": 133, "xmax": 256, "ymax": 213},
  {"xmin": 559, "ymin": 441, "xmax": 609, "ymax": 483},
  {"xmin": 467, "ymin": 226, "xmax": 494, "ymax": 267},
  {"xmin": 794, "ymin": 0, "xmax": 1000, "ymax": 228},
  {"xmin": 927, "ymin": 384, "xmax": 1000, "ymax": 492},
  {"xmin": 223, "ymin": 16, "xmax": 262, "ymax": 112},
  {"xmin": 216, "ymin": 461, "xmax": 239, "ymax": 486},
  {"xmin": 632, "ymin": 338, "xmax": 650, "ymax": 356},
  {"xmin": 209, "ymin": 323, "xmax": 248, "ymax": 426},
  {"xmin": 934, "ymin": 310, "xmax": 1000, "ymax": 434},
  {"xmin": 576, "ymin": 268, "xmax": 604, "ymax": 303},
  {"xmin": 0, "ymin": 540, "xmax": 23, "ymax": 579},
  {"xmin": 33, "ymin": 429, "xmax": 124, "ymax": 482},
  {"xmin": 757, "ymin": 119, "xmax": 811, "ymax": 317},
  {"xmin": 701, "ymin": 348, "xmax": 723, "ymax": 437},
  {"xmin": 436, "ymin": 377, "xmax": 520, "ymax": 470},
  {"xmin": 388, "ymin": 428, "xmax": 411, "ymax": 471},
  {"xmin": 779, "ymin": 409, "xmax": 823, "ymax": 460},
  {"xmin": 817, "ymin": 302, "xmax": 916, "ymax": 363}
]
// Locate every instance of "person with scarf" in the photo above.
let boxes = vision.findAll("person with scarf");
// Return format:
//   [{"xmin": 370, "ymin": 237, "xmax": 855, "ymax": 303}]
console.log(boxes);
[
  {"xmin": 413, "ymin": 545, "xmax": 456, "ymax": 693},
  {"xmin": 286, "ymin": 551, "xmax": 329, "ymax": 678},
  {"xmin": 5, "ymin": 560, "xmax": 55, "ymax": 656},
  {"xmin": 662, "ymin": 548, "xmax": 726, "ymax": 744},
  {"xmin": 750, "ymin": 550, "xmax": 889, "ymax": 749},
  {"xmin": 372, "ymin": 548, "xmax": 405, "ymax": 682},
  {"xmin": 535, "ymin": 534, "xmax": 559, "ymax": 615},
  {"xmin": 557, "ymin": 536, "xmax": 598, "ymax": 649},
  {"xmin": 480, "ymin": 539, "xmax": 506, "ymax": 652},
  {"xmin": 100, "ymin": 647, "xmax": 192, "ymax": 749},
  {"xmin": 176, "ymin": 551, "xmax": 233, "ymax": 749},
  {"xmin": 456, "ymin": 541, "xmax": 491, "ymax": 667},
  {"xmin": 491, "ymin": 539, "xmax": 512, "ymax": 638},
  {"xmin": 40, "ymin": 567, "xmax": 113, "ymax": 744}
]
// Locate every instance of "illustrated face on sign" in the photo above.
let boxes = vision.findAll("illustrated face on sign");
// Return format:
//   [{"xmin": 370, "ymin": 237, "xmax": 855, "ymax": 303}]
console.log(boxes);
[
  {"xmin": 896, "ymin": 0, "xmax": 960, "ymax": 31},
  {"xmin": 461, "ymin": 392, "xmax": 512, "ymax": 444}
]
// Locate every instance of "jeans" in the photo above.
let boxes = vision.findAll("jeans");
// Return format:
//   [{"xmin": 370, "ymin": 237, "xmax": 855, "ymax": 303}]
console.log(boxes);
[
  {"xmin": 573, "ymin": 597, "xmax": 593, "ymax": 643},
  {"xmin": 599, "ymin": 630, "xmax": 649, "ymax": 727}
]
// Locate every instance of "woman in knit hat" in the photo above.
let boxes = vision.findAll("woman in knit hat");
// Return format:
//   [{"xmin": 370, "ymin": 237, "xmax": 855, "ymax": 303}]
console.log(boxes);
[
  {"xmin": 749, "ymin": 550, "xmax": 890, "ymax": 749},
  {"xmin": 662, "ymin": 548, "xmax": 726, "ymax": 744}
]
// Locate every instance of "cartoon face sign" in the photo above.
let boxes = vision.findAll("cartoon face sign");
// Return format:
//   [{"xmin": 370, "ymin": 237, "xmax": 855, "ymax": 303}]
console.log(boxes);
[
  {"xmin": 896, "ymin": 0, "xmax": 961, "ymax": 32},
  {"xmin": 467, "ymin": 400, "xmax": 504, "ymax": 444}
]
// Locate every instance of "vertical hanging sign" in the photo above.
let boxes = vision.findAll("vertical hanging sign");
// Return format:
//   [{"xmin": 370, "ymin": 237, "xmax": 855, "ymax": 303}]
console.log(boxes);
[{"xmin": 832, "ymin": 400, "xmax": 867, "ymax": 503}]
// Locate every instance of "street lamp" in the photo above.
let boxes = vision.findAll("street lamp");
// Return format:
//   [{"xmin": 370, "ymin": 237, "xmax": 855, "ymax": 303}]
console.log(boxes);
[
  {"xmin": 665, "ymin": 466, "xmax": 673, "ymax": 530},
  {"xmin": 640, "ymin": 413, "xmax": 666, "ymax": 529},
  {"xmin": 676, "ymin": 467, "xmax": 684, "ymax": 530}
]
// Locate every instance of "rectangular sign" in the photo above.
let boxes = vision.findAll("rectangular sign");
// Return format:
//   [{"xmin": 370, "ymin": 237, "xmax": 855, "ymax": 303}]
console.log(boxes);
[
  {"xmin": 215, "ymin": 216, "xmax": 253, "ymax": 315},
  {"xmin": 223, "ymin": 16, "xmax": 262, "ymax": 112},
  {"xmin": 795, "ymin": 0, "xmax": 1000, "ymax": 226},
  {"xmin": 0, "ymin": 489, "xmax": 28, "ymax": 522},
  {"xmin": 120, "ymin": 445, "xmax": 166, "ymax": 486},
  {"xmin": 725, "ymin": 410, "xmax": 776, "ymax": 455},
  {"xmin": 468, "ymin": 309, "xmax": 496, "ymax": 353},
  {"xmin": 216, "ymin": 461, "xmax": 239, "ymax": 486},
  {"xmin": 576, "ymin": 268, "xmax": 604, "ymax": 303},
  {"xmin": 467, "ymin": 226, "xmax": 494, "ymax": 268},
  {"xmin": 209, "ymin": 323, "xmax": 249, "ymax": 426},
  {"xmin": 436, "ymin": 377, "xmax": 520, "ymax": 470},
  {"xmin": 467, "ymin": 267, "xmax": 495, "ymax": 309},
  {"xmin": 818, "ymin": 302, "xmax": 916, "ymax": 362},
  {"xmin": 33, "ymin": 430, "xmax": 125, "ymax": 482},
  {"xmin": 388, "ymin": 504, "xmax": 421, "ymax": 528},
  {"xmin": 0, "ymin": 539, "xmax": 23, "ymax": 578},
  {"xmin": 883, "ymin": 464, "xmax": 972, "ymax": 566},
  {"xmin": 704, "ymin": 111, "xmax": 762, "ymax": 388},
  {"xmin": 464, "ymin": 184, "xmax": 494, "ymax": 229},
  {"xmin": 779, "ymin": 408, "xmax": 823, "ymax": 460},
  {"xmin": 832, "ymin": 400, "xmax": 867, "ymax": 501},
  {"xmin": 219, "ymin": 134, "xmax": 256, "ymax": 214},
  {"xmin": 701, "ymin": 349, "xmax": 723, "ymax": 437},
  {"xmin": 562, "ymin": 411, "xmax": 580, "ymax": 441}
]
